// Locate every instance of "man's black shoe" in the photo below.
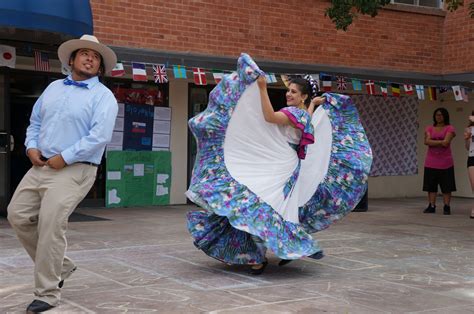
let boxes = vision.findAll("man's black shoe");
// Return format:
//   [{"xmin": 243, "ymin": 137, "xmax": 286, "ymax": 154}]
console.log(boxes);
[{"xmin": 26, "ymin": 300, "xmax": 54, "ymax": 313}]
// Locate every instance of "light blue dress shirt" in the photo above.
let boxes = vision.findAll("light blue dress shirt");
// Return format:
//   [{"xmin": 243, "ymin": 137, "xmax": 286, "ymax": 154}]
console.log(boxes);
[{"xmin": 25, "ymin": 76, "xmax": 118, "ymax": 165}]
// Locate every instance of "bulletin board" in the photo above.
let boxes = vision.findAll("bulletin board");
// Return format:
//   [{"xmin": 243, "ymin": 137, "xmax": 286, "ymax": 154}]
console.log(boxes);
[{"xmin": 106, "ymin": 151, "xmax": 171, "ymax": 207}]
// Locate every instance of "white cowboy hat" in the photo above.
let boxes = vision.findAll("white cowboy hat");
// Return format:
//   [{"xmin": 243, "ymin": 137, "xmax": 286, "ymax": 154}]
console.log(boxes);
[{"xmin": 58, "ymin": 34, "xmax": 117, "ymax": 74}]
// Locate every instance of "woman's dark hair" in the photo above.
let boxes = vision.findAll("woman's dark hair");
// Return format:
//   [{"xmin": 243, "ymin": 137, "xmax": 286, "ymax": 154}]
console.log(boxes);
[
  {"xmin": 432, "ymin": 107, "xmax": 450, "ymax": 126},
  {"xmin": 289, "ymin": 77, "xmax": 313, "ymax": 107},
  {"xmin": 69, "ymin": 49, "xmax": 105, "ymax": 77},
  {"xmin": 469, "ymin": 110, "xmax": 474, "ymax": 127}
]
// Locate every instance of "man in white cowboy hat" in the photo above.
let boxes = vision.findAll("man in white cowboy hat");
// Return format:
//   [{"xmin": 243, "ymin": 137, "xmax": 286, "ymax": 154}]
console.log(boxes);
[{"xmin": 7, "ymin": 34, "xmax": 118, "ymax": 313}]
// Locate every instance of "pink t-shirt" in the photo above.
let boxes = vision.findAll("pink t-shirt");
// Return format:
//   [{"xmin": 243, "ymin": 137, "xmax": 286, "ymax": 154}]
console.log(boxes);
[{"xmin": 424, "ymin": 125, "xmax": 456, "ymax": 169}]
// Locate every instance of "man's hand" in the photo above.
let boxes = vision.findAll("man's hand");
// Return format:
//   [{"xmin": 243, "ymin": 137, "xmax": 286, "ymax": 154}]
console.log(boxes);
[
  {"xmin": 47, "ymin": 154, "xmax": 67, "ymax": 169},
  {"xmin": 27, "ymin": 148, "xmax": 46, "ymax": 167}
]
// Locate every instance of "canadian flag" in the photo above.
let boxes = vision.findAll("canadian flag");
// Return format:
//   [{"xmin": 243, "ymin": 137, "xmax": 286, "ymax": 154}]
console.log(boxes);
[
  {"xmin": 111, "ymin": 62, "xmax": 125, "ymax": 77},
  {"xmin": 403, "ymin": 84, "xmax": 414, "ymax": 95},
  {"xmin": 193, "ymin": 68, "xmax": 207, "ymax": 85},
  {"xmin": 213, "ymin": 72, "xmax": 224, "ymax": 84},
  {"xmin": 0, "ymin": 45, "xmax": 16, "ymax": 68}
]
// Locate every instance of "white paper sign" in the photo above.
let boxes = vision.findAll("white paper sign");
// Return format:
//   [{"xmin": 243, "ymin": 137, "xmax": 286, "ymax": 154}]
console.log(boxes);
[
  {"xmin": 108, "ymin": 189, "xmax": 121, "ymax": 204},
  {"xmin": 153, "ymin": 120, "xmax": 171, "ymax": 134},
  {"xmin": 154, "ymin": 107, "xmax": 171, "ymax": 120},
  {"xmin": 106, "ymin": 145, "xmax": 122, "ymax": 151},
  {"xmin": 152, "ymin": 147, "xmax": 169, "ymax": 151},
  {"xmin": 114, "ymin": 117, "xmax": 124, "ymax": 131},
  {"xmin": 133, "ymin": 164, "xmax": 144, "ymax": 176},
  {"xmin": 152, "ymin": 134, "xmax": 170, "ymax": 148},
  {"xmin": 156, "ymin": 185, "xmax": 169, "ymax": 196},
  {"xmin": 110, "ymin": 131, "xmax": 123, "ymax": 146},
  {"xmin": 117, "ymin": 103, "xmax": 125, "ymax": 117},
  {"xmin": 157, "ymin": 173, "xmax": 169, "ymax": 184},
  {"xmin": 107, "ymin": 171, "xmax": 121, "ymax": 180}
]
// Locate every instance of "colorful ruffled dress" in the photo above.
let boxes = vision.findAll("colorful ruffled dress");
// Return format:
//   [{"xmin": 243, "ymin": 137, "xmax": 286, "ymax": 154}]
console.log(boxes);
[{"xmin": 186, "ymin": 53, "xmax": 372, "ymax": 265}]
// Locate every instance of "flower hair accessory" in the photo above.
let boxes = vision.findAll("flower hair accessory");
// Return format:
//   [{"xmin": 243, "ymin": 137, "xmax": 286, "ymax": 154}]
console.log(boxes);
[{"xmin": 304, "ymin": 74, "xmax": 320, "ymax": 99}]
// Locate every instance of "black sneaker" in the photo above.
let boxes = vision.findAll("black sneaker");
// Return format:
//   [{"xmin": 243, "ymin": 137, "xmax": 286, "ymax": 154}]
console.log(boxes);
[
  {"xmin": 443, "ymin": 205, "xmax": 451, "ymax": 215},
  {"xmin": 423, "ymin": 204, "xmax": 436, "ymax": 213}
]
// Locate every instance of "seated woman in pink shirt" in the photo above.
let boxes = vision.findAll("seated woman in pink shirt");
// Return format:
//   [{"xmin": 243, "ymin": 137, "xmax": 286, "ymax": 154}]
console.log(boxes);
[{"xmin": 423, "ymin": 107, "xmax": 456, "ymax": 215}]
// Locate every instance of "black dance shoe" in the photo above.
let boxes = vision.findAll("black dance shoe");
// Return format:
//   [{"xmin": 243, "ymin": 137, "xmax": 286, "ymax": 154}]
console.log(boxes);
[
  {"xmin": 26, "ymin": 300, "xmax": 54, "ymax": 313},
  {"xmin": 308, "ymin": 251, "xmax": 325, "ymax": 260},
  {"xmin": 249, "ymin": 260, "xmax": 268, "ymax": 275},
  {"xmin": 278, "ymin": 259, "xmax": 293, "ymax": 266}
]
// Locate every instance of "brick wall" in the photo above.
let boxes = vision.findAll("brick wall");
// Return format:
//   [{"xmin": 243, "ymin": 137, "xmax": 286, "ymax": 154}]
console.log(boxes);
[
  {"xmin": 443, "ymin": 0, "xmax": 474, "ymax": 74},
  {"xmin": 91, "ymin": 0, "xmax": 470, "ymax": 75}
]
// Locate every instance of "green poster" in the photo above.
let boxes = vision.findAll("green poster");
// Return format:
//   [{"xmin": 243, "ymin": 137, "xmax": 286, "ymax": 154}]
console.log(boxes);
[{"xmin": 106, "ymin": 151, "xmax": 171, "ymax": 207}]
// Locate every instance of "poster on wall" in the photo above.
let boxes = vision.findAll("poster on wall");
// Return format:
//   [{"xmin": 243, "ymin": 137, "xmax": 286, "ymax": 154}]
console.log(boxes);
[
  {"xmin": 153, "ymin": 106, "xmax": 171, "ymax": 150},
  {"xmin": 106, "ymin": 151, "xmax": 172, "ymax": 207},
  {"xmin": 106, "ymin": 102, "xmax": 172, "ymax": 153},
  {"xmin": 123, "ymin": 103, "xmax": 154, "ymax": 151}
]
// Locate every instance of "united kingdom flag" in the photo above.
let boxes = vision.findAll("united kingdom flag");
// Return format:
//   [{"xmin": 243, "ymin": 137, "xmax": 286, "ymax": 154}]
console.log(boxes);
[
  {"xmin": 336, "ymin": 76, "xmax": 347, "ymax": 91},
  {"xmin": 153, "ymin": 64, "xmax": 168, "ymax": 84}
]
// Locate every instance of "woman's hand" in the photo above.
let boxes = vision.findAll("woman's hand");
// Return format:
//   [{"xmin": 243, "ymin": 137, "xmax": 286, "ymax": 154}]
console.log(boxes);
[
  {"xmin": 308, "ymin": 96, "xmax": 326, "ymax": 116},
  {"xmin": 464, "ymin": 128, "xmax": 472, "ymax": 140},
  {"xmin": 311, "ymin": 96, "xmax": 326, "ymax": 107},
  {"xmin": 257, "ymin": 76, "xmax": 267, "ymax": 89}
]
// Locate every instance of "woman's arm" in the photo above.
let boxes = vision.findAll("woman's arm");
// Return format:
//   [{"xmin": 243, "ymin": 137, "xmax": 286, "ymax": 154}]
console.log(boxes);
[
  {"xmin": 424, "ymin": 128, "xmax": 455, "ymax": 147},
  {"xmin": 441, "ymin": 132, "xmax": 455, "ymax": 147},
  {"xmin": 424, "ymin": 131, "xmax": 439, "ymax": 147},
  {"xmin": 257, "ymin": 76, "xmax": 290, "ymax": 125},
  {"xmin": 464, "ymin": 128, "xmax": 471, "ymax": 150},
  {"xmin": 308, "ymin": 96, "xmax": 326, "ymax": 116}
]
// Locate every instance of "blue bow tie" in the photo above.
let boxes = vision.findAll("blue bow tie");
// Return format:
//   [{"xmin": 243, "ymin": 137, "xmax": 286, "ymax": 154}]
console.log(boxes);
[{"xmin": 63, "ymin": 78, "xmax": 88, "ymax": 88}]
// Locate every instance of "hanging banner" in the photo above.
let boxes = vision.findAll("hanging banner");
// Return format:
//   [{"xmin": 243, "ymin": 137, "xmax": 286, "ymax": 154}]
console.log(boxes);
[{"xmin": 353, "ymin": 95, "xmax": 418, "ymax": 176}]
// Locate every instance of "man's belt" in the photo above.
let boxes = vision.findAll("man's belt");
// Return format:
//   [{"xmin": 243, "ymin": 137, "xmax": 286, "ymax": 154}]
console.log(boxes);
[{"xmin": 40, "ymin": 156, "xmax": 99, "ymax": 167}]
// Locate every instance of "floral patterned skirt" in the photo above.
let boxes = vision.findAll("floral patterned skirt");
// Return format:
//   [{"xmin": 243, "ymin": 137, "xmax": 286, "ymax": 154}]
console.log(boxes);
[{"xmin": 186, "ymin": 54, "xmax": 372, "ymax": 265}]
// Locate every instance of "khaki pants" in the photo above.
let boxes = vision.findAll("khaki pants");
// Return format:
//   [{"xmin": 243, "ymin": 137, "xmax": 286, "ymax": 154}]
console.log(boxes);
[{"xmin": 7, "ymin": 164, "xmax": 96, "ymax": 306}]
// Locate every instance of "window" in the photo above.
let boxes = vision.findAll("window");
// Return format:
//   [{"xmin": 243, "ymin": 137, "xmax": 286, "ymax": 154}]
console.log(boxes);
[{"xmin": 391, "ymin": 0, "xmax": 442, "ymax": 9}]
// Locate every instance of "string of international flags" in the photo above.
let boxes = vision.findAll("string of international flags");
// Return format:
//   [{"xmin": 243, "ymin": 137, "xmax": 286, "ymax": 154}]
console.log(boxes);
[
  {"xmin": 111, "ymin": 60, "xmax": 471, "ymax": 102},
  {"xmin": 0, "ymin": 42, "xmax": 469, "ymax": 102}
]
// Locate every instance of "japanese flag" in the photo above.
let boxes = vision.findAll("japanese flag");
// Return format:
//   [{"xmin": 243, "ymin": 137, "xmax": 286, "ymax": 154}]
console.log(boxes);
[{"xmin": 0, "ymin": 45, "xmax": 16, "ymax": 68}]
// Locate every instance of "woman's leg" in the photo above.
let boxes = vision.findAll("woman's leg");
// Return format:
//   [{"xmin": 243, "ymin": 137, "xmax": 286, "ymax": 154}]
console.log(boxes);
[
  {"xmin": 250, "ymin": 235, "xmax": 267, "ymax": 273},
  {"xmin": 423, "ymin": 192, "xmax": 437, "ymax": 213},
  {"xmin": 442, "ymin": 192, "xmax": 451, "ymax": 206},
  {"xmin": 468, "ymin": 166, "xmax": 474, "ymax": 217},
  {"xmin": 429, "ymin": 192, "xmax": 437, "ymax": 207}
]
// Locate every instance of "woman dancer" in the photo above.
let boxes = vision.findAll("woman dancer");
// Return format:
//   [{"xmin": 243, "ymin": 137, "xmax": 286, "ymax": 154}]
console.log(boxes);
[
  {"xmin": 186, "ymin": 53, "xmax": 372, "ymax": 274},
  {"xmin": 463, "ymin": 111, "xmax": 474, "ymax": 219}
]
